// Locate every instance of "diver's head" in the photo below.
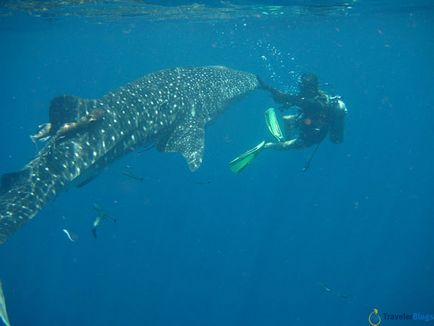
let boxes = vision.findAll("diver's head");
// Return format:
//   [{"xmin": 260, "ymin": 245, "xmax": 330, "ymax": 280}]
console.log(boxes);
[{"xmin": 299, "ymin": 73, "xmax": 319, "ymax": 97}]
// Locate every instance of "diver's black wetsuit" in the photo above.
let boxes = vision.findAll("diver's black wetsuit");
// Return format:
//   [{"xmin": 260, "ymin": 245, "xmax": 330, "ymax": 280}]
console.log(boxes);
[{"xmin": 261, "ymin": 79, "xmax": 346, "ymax": 148}]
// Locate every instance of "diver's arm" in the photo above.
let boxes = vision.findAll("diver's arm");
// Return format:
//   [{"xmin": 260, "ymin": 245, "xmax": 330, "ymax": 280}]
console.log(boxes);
[
  {"xmin": 273, "ymin": 91, "xmax": 300, "ymax": 108},
  {"xmin": 264, "ymin": 139, "xmax": 298, "ymax": 150},
  {"xmin": 258, "ymin": 78, "xmax": 300, "ymax": 107}
]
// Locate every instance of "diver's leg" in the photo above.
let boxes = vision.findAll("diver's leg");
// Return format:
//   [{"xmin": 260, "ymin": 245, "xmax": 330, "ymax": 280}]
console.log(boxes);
[
  {"xmin": 264, "ymin": 139, "xmax": 297, "ymax": 150},
  {"xmin": 282, "ymin": 114, "xmax": 298, "ymax": 139}
]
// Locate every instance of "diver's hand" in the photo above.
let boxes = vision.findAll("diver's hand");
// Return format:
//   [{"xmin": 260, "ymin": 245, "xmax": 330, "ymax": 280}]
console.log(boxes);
[{"xmin": 257, "ymin": 77, "xmax": 271, "ymax": 90}]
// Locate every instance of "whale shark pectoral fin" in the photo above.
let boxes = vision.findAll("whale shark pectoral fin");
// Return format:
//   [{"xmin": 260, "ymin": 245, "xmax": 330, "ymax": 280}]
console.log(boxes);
[{"xmin": 159, "ymin": 117, "xmax": 205, "ymax": 172}]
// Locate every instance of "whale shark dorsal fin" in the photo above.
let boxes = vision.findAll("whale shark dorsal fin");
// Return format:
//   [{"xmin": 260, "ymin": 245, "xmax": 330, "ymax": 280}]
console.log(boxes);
[
  {"xmin": 49, "ymin": 95, "xmax": 93, "ymax": 133},
  {"xmin": 158, "ymin": 116, "xmax": 205, "ymax": 172}
]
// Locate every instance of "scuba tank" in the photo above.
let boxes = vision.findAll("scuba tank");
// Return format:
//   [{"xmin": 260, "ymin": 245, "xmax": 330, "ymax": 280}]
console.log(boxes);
[{"xmin": 328, "ymin": 96, "xmax": 347, "ymax": 144}]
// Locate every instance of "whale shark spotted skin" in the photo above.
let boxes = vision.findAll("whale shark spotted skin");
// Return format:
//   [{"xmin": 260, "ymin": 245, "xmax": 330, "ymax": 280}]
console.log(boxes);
[{"xmin": 0, "ymin": 66, "xmax": 260, "ymax": 244}]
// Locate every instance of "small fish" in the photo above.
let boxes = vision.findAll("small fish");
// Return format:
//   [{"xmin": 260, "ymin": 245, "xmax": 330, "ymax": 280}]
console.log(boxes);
[
  {"xmin": 338, "ymin": 293, "xmax": 350, "ymax": 299},
  {"xmin": 91, "ymin": 204, "xmax": 115, "ymax": 239},
  {"xmin": 56, "ymin": 109, "xmax": 104, "ymax": 140},
  {"xmin": 193, "ymin": 180, "xmax": 212, "ymax": 185},
  {"xmin": 319, "ymin": 282, "xmax": 350, "ymax": 299},
  {"xmin": 91, "ymin": 216, "xmax": 102, "ymax": 239},
  {"xmin": 30, "ymin": 122, "xmax": 52, "ymax": 143},
  {"xmin": 319, "ymin": 282, "xmax": 332, "ymax": 292},
  {"xmin": 121, "ymin": 171, "xmax": 144, "ymax": 182},
  {"xmin": 0, "ymin": 280, "xmax": 11, "ymax": 326},
  {"xmin": 62, "ymin": 229, "xmax": 75, "ymax": 242}
]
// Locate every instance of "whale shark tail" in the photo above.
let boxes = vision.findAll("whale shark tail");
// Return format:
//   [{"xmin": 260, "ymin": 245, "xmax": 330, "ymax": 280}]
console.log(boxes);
[
  {"xmin": 0, "ymin": 168, "xmax": 34, "ymax": 244},
  {"xmin": 0, "ymin": 95, "xmax": 98, "ymax": 244},
  {"xmin": 0, "ymin": 164, "xmax": 52, "ymax": 244}
]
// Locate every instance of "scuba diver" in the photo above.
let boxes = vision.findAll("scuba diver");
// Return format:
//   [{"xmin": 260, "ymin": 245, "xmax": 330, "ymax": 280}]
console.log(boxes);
[{"xmin": 229, "ymin": 73, "xmax": 347, "ymax": 173}]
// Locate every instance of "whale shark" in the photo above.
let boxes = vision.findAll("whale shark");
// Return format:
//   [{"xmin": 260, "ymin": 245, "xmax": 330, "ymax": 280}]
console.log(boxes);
[{"xmin": 0, "ymin": 66, "xmax": 260, "ymax": 244}]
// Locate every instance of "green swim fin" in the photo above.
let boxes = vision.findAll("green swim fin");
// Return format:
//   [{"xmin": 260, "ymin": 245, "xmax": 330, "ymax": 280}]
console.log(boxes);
[
  {"xmin": 265, "ymin": 108, "xmax": 284, "ymax": 142},
  {"xmin": 229, "ymin": 141, "xmax": 266, "ymax": 174}
]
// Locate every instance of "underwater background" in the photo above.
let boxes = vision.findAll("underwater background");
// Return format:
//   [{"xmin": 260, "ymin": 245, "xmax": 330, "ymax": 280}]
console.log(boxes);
[{"xmin": 0, "ymin": 1, "xmax": 433, "ymax": 325}]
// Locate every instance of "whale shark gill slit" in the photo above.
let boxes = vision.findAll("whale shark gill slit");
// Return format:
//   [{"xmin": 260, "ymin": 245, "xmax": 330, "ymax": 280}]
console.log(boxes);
[{"xmin": 0, "ymin": 66, "xmax": 260, "ymax": 244}]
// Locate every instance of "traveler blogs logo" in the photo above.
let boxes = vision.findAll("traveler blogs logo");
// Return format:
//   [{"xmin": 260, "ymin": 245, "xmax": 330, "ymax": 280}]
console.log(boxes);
[
  {"xmin": 369, "ymin": 308, "xmax": 382, "ymax": 326},
  {"xmin": 368, "ymin": 308, "xmax": 434, "ymax": 324}
]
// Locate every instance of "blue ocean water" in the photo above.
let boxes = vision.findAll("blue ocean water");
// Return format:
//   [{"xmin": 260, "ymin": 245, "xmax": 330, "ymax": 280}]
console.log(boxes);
[{"xmin": 0, "ymin": 1, "xmax": 433, "ymax": 325}]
